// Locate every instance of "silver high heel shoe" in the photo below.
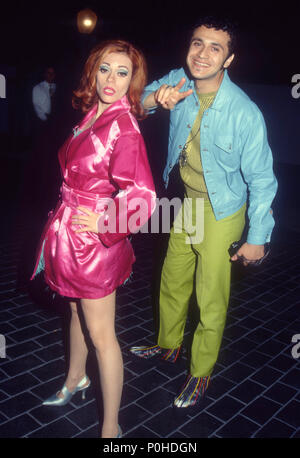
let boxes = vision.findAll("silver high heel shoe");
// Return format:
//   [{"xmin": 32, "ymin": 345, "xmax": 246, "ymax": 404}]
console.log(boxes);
[
  {"xmin": 42, "ymin": 375, "xmax": 91, "ymax": 406},
  {"xmin": 116, "ymin": 425, "xmax": 122, "ymax": 438}
]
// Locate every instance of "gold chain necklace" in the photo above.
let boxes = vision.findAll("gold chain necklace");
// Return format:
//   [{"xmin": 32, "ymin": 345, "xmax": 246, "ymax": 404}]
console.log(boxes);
[{"xmin": 179, "ymin": 124, "xmax": 201, "ymax": 168}]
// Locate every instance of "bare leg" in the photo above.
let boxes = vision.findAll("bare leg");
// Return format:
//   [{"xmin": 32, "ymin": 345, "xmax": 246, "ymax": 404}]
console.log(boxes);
[
  {"xmin": 58, "ymin": 301, "xmax": 89, "ymax": 398},
  {"xmin": 81, "ymin": 291, "xmax": 123, "ymax": 438}
]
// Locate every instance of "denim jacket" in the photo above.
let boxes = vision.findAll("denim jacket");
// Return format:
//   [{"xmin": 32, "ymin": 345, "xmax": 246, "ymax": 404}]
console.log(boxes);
[{"xmin": 143, "ymin": 68, "xmax": 278, "ymax": 245}]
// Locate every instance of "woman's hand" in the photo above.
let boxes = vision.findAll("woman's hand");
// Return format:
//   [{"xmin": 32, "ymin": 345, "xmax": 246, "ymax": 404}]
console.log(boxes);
[{"xmin": 71, "ymin": 206, "xmax": 99, "ymax": 233}]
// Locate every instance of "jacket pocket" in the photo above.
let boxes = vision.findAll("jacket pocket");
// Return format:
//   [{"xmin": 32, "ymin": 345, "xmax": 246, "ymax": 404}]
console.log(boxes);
[
  {"xmin": 214, "ymin": 135, "xmax": 234, "ymax": 153},
  {"xmin": 213, "ymin": 135, "xmax": 239, "ymax": 171}
]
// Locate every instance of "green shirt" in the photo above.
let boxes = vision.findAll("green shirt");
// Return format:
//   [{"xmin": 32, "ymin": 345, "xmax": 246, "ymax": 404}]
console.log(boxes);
[{"xmin": 180, "ymin": 91, "xmax": 216, "ymax": 199}]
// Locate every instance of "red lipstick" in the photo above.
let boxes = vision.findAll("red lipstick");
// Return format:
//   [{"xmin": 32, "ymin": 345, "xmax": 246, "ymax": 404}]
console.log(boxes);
[{"xmin": 103, "ymin": 87, "xmax": 116, "ymax": 95}]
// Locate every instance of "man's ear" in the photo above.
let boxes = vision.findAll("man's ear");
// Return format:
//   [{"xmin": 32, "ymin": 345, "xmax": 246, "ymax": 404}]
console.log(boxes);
[{"xmin": 224, "ymin": 53, "xmax": 235, "ymax": 69}]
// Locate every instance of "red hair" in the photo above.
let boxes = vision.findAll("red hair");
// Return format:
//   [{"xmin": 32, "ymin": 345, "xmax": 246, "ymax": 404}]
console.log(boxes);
[{"xmin": 72, "ymin": 40, "xmax": 147, "ymax": 119}]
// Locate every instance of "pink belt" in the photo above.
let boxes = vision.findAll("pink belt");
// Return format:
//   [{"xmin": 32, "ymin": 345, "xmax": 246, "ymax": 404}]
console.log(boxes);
[{"xmin": 61, "ymin": 182, "xmax": 112, "ymax": 212}]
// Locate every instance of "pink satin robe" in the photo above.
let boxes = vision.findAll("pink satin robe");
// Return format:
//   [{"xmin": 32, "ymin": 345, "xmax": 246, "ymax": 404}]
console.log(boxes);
[{"xmin": 31, "ymin": 96, "xmax": 156, "ymax": 299}]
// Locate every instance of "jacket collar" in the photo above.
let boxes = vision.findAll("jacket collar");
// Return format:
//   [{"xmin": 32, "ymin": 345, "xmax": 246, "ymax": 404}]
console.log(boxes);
[
  {"xmin": 210, "ymin": 70, "xmax": 233, "ymax": 111},
  {"xmin": 79, "ymin": 95, "xmax": 131, "ymax": 130},
  {"xmin": 186, "ymin": 69, "xmax": 233, "ymax": 112},
  {"xmin": 41, "ymin": 80, "xmax": 56, "ymax": 89}
]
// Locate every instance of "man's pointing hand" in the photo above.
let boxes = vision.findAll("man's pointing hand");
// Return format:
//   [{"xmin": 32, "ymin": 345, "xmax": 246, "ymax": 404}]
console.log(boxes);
[{"xmin": 154, "ymin": 77, "xmax": 193, "ymax": 110}]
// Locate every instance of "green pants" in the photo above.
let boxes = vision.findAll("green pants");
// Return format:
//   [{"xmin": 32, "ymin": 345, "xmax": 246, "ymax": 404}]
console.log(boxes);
[{"xmin": 158, "ymin": 198, "xmax": 246, "ymax": 377}]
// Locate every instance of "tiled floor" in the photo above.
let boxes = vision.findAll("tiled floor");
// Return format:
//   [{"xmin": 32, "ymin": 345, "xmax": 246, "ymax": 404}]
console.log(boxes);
[
  {"xmin": 0, "ymin": 215, "xmax": 299, "ymax": 438},
  {"xmin": 0, "ymin": 153, "xmax": 299, "ymax": 438}
]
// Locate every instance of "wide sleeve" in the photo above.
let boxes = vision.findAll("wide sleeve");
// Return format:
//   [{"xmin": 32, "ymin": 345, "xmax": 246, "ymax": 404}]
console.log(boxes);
[{"xmin": 97, "ymin": 132, "xmax": 156, "ymax": 247}]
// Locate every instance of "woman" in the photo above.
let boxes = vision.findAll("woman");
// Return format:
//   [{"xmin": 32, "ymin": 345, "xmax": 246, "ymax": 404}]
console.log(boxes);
[{"xmin": 31, "ymin": 40, "xmax": 156, "ymax": 438}]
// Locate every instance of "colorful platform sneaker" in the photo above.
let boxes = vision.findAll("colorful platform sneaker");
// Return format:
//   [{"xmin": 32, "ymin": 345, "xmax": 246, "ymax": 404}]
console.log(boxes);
[
  {"xmin": 174, "ymin": 374, "xmax": 210, "ymax": 408},
  {"xmin": 130, "ymin": 344, "xmax": 181, "ymax": 362}
]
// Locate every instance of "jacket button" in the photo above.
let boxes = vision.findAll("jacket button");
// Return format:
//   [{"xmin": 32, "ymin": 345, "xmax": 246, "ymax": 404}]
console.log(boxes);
[{"xmin": 187, "ymin": 124, "xmax": 191, "ymax": 129}]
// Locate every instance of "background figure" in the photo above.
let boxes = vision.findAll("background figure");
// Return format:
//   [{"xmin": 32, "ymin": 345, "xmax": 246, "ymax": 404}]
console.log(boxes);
[
  {"xmin": 28, "ymin": 66, "xmax": 61, "ymax": 214},
  {"xmin": 32, "ymin": 66, "xmax": 56, "ymax": 124}
]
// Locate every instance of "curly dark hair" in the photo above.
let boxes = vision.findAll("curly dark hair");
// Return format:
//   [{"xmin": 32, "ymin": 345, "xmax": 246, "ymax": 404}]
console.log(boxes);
[{"xmin": 189, "ymin": 15, "xmax": 238, "ymax": 57}]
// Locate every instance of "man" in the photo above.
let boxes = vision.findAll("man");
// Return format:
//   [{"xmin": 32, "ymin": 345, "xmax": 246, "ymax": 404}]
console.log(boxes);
[
  {"xmin": 30, "ymin": 66, "xmax": 58, "ymax": 212},
  {"xmin": 32, "ymin": 66, "xmax": 56, "ymax": 122},
  {"xmin": 131, "ymin": 16, "xmax": 277, "ymax": 408}
]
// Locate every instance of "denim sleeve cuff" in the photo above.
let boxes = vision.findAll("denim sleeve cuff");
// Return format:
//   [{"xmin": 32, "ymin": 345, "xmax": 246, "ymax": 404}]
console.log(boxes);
[
  {"xmin": 142, "ymin": 91, "xmax": 158, "ymax": 114},
  {"xmin": 246, "ymin": 233, "xmax": 271, "ymax": 245}
]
